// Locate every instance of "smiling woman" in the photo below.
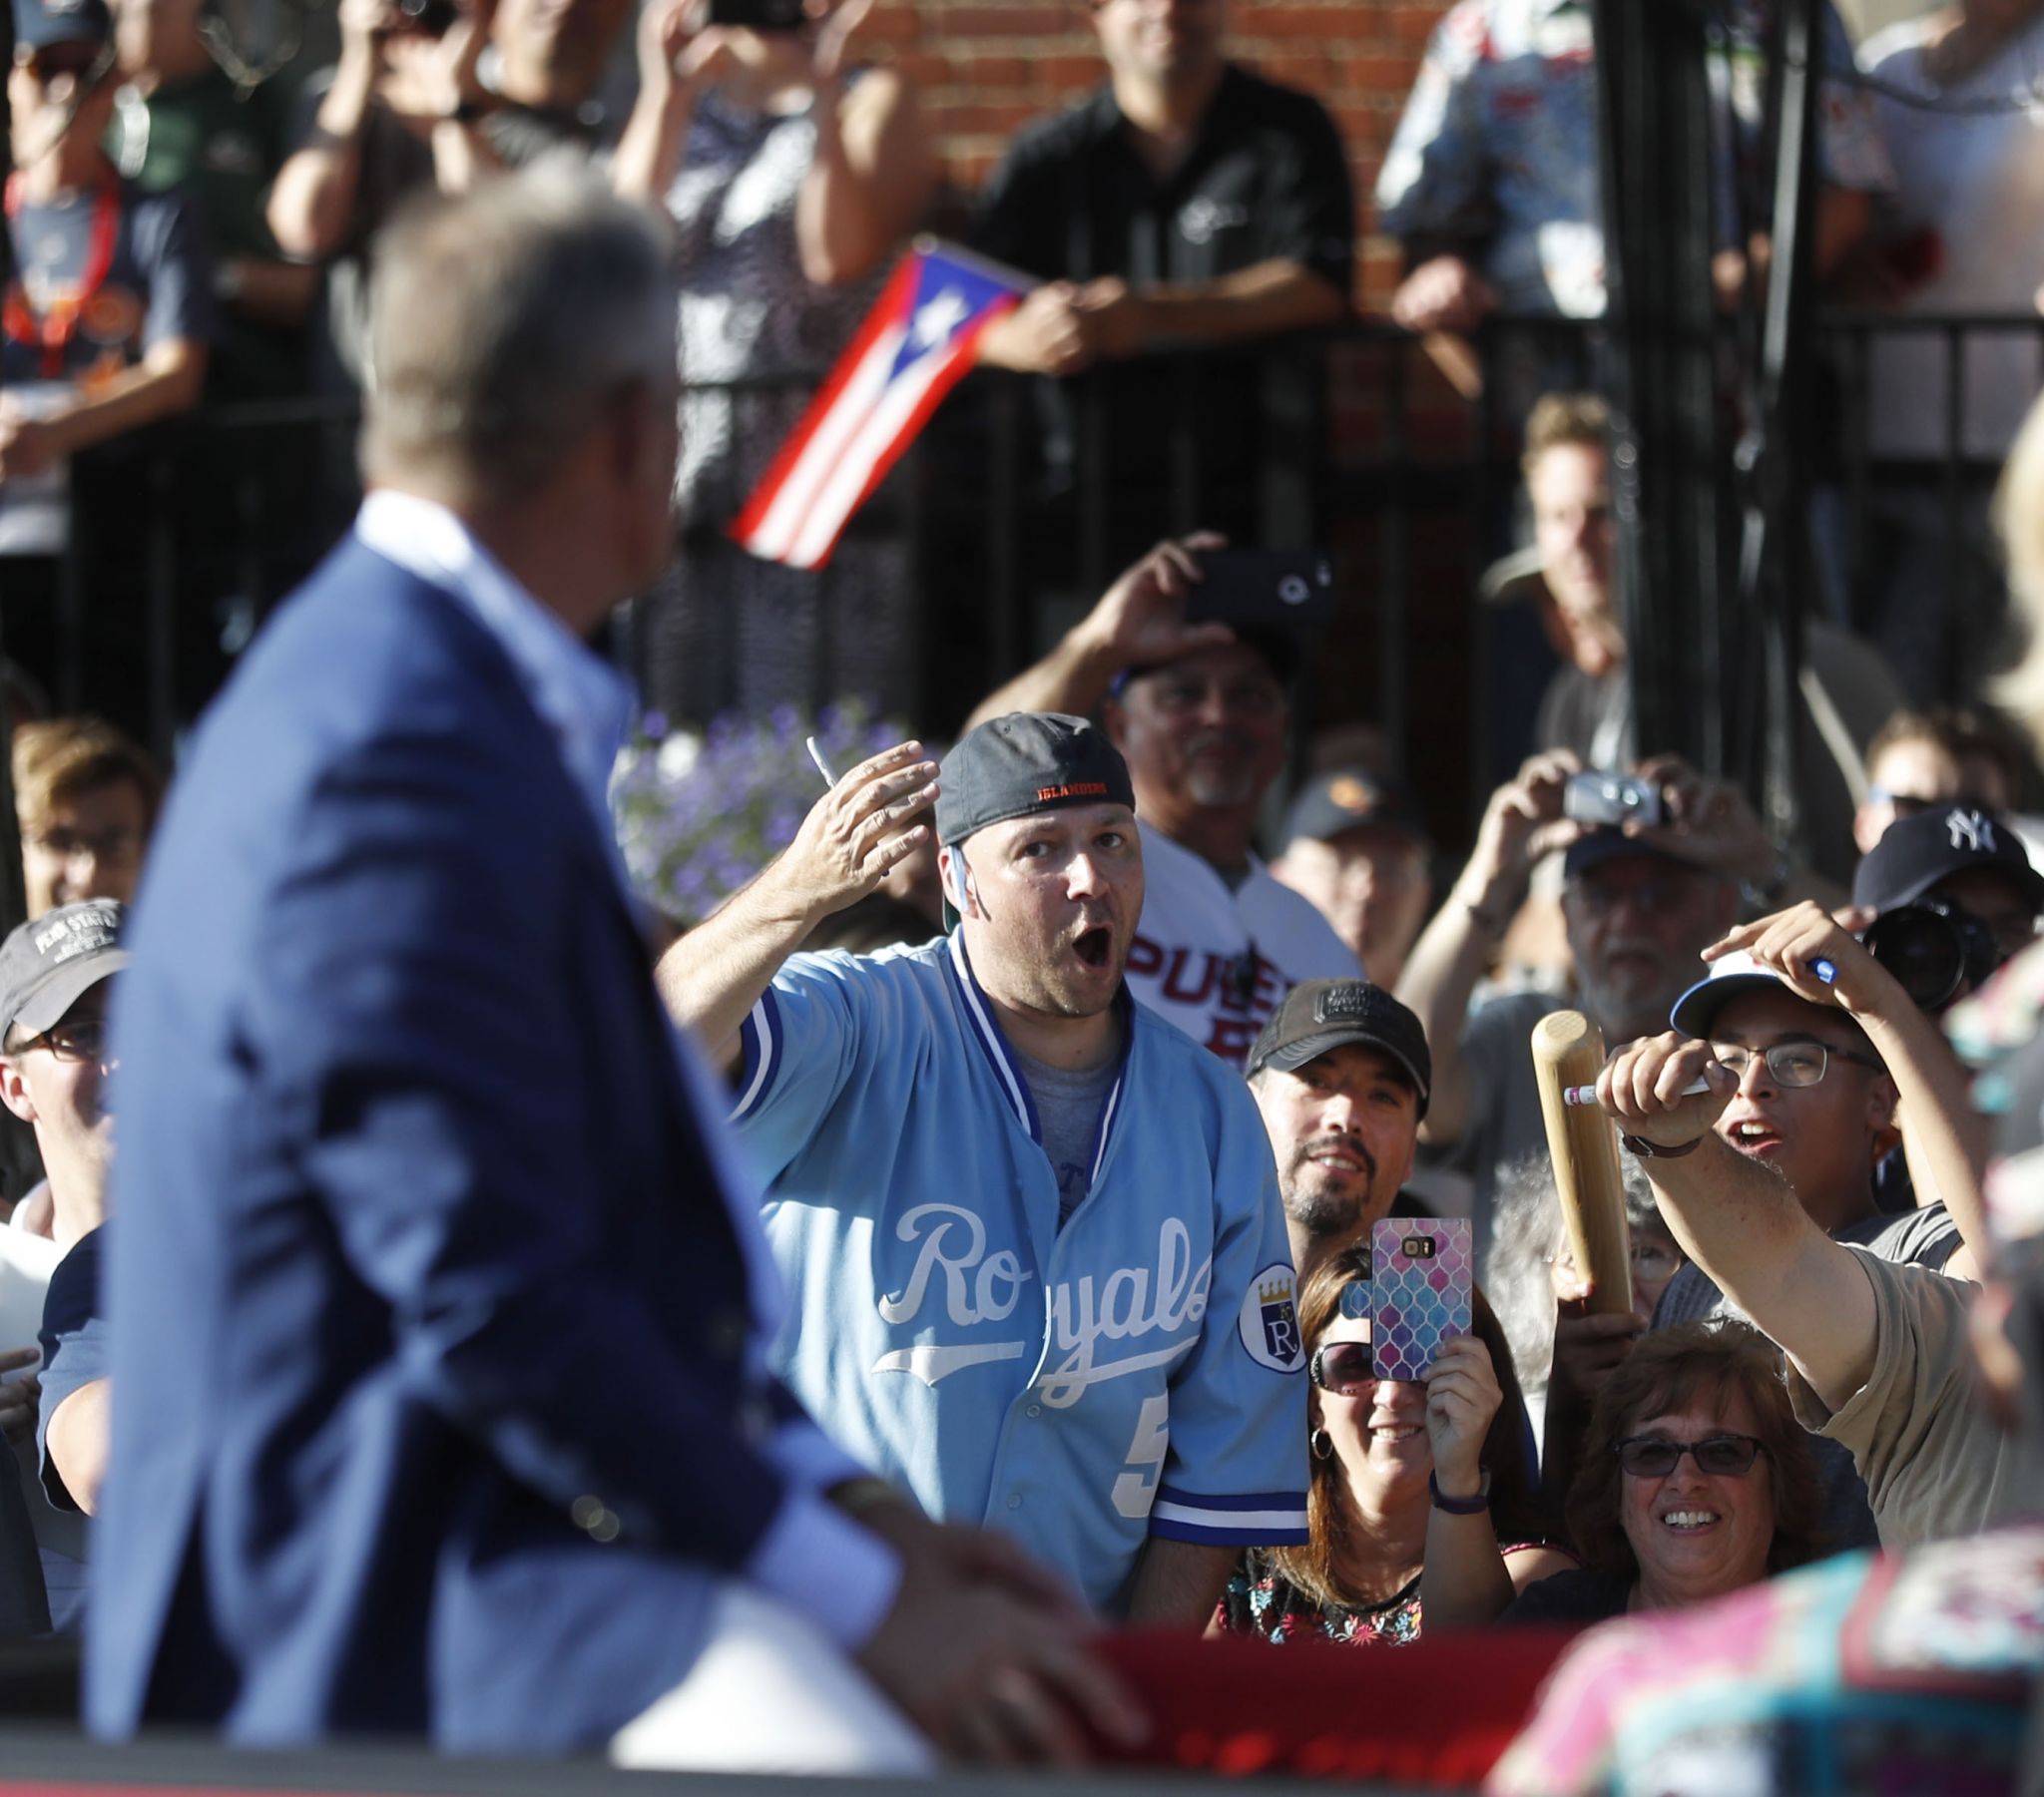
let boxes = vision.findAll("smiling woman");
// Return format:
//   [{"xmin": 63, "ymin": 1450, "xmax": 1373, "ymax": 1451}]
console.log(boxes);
[
  {"xmin": 1503, "ymin": 1320, "xmax": 1823, "ymax": 1626},
  {"xmin": 1213, "ymin": 1242, "xmax": 1574, "ymax": 1644}
]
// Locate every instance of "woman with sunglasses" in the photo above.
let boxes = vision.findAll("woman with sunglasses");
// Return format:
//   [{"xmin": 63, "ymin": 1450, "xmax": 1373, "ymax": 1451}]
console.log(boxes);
[
  {"xmin": 1215, "ymin": 1242, "xmax": 1572, "ymax": 1643},
  {"xmin": 1504, "ymin": 1319, "xmax": 1823, "ymax": 1624}
]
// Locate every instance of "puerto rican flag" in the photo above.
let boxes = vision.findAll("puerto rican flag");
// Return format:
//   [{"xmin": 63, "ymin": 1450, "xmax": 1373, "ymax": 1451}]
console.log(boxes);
[{"xmin": 731, "ymin": 239, "xmax": 1029, "ymax": 570}]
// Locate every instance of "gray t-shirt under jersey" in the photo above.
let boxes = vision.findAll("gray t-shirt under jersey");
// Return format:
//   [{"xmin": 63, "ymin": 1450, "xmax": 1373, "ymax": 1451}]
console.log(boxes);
[{"xmin": 1014, "ymin": 1046, "xmax": 1118, "ymax": 1225}]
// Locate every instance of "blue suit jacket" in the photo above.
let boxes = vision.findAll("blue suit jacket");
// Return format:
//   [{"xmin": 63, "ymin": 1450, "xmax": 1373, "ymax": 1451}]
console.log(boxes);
[{"xmin": 88, "ymin": 539, "xmax": 811, "ymax": 1751}]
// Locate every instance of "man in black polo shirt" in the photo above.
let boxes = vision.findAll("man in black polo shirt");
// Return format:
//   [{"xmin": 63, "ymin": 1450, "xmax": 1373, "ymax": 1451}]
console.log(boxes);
[{"xmin": 969, "ymin": 0, "xmax": 1352, "ymax": 549}]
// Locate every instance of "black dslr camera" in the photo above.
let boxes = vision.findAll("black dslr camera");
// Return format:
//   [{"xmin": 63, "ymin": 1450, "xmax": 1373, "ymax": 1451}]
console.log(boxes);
[{"xmin": 1862, "ymin": 901, "xmax": 2006, "ymax": 1014}]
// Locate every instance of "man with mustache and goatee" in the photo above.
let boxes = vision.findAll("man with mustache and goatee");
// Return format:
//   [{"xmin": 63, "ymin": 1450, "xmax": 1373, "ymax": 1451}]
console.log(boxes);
[
  {"xmin": 964, "ymin": 539, "xmax": 1359, "ymax": 1068},
  {"xmin": 659, "ymin": 711, "xmax": 1308, "ymax": 1632}
]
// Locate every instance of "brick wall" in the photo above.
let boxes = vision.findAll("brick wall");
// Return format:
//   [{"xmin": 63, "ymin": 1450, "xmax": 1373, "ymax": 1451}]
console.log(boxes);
[{"xmin": 858, "ymin": 0, "xmax": 1454, "ymax": 309}]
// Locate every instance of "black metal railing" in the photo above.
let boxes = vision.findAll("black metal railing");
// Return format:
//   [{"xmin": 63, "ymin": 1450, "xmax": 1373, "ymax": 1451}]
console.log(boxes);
[{"xmin": 26, "ymin": 308, "xmax": 2044, "ymax": 845}]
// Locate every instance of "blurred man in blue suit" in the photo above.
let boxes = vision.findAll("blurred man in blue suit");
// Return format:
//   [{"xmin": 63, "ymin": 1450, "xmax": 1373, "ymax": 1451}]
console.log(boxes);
[{"xmin": 85, "ymin": 165, "xmax": 1135, "ymax": 1771}]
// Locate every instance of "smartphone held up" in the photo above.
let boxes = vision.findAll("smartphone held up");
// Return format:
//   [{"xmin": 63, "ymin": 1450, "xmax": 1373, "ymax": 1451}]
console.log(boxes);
[{"xmin": 1370, "ymin": 1218, "xmax": 1473, "ymax": 1381}]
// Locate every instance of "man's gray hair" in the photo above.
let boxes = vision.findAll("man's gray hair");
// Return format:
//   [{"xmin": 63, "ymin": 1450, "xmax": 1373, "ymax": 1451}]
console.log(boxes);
[
  {"xmin": 1485, "ymin": 1151, "xmax": 1663, "ymax": 1396},
  {"xmin": 362, "ymin": 158, "xmax": 675, "ymax": 501}
]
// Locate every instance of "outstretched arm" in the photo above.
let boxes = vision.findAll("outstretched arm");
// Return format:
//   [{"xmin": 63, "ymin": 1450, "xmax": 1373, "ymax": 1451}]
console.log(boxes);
[
  {"xmin": 1596, "ymin": 1032, "xmax": 1878, "ymax": 1409},
  {"xmin": 656, "ymin": 740, "xmax": 937, "ymax": 1059}
]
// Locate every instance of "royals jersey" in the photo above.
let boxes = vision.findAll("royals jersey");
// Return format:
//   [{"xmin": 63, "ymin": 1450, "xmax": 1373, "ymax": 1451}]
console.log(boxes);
[
  {"xmin": 733, "ymin": 931, "xmax": 1308, "ymax": 1611},
  {"xmin": 1127, "ymin": 825, "xmax": 1360, "ymax": 1069}
]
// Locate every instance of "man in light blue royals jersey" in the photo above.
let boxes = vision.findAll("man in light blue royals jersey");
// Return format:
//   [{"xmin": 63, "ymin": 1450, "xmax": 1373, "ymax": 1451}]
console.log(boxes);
[{"xmin": 658, "ymin": 712, "xmax": 1308, "ymax": 1628}]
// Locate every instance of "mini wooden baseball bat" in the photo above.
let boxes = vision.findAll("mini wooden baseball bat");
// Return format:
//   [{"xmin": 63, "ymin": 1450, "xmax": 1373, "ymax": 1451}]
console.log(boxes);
[{"xmin": 1530, "ymin": 1010, "xmax": 1635, "ymax": 1316}]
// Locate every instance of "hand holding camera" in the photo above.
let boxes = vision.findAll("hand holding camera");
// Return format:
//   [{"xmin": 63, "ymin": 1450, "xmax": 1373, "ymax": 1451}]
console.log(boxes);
[{"xmin": 378, "ymin": 0, "xmax": 495, "ymax": 124}]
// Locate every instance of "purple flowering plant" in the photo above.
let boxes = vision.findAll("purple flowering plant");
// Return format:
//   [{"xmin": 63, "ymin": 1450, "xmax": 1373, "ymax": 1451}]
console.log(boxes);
[{"xmin": 610, "ymin": 698, "xmax": 912, "ymax": 926}]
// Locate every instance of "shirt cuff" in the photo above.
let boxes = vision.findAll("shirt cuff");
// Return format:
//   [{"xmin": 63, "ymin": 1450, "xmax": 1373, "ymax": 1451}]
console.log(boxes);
[{"xmin": 746, "ymin": 1486, "xmax": 902, "ymax": 1652}]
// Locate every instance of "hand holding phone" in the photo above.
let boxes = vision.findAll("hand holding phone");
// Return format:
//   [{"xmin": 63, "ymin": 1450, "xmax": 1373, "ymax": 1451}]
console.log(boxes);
[{"xmin": 1185, "ymin": 548, "xmax": 1334, "ymax": 632}]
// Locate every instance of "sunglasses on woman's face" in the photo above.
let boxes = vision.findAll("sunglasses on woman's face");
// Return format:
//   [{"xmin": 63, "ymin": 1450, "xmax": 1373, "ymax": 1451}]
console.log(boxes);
[
  {"xmin": 1614, "ymin": 1432, "xmax": 1767, "ymax": 1479},
  {"xmin": 1309, "ymin": 1340, "xmax": 1375, "ymax": 1395}
]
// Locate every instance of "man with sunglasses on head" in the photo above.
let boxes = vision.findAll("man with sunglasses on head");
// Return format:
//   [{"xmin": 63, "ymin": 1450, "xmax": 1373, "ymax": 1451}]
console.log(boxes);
[
  {"xmin": 3, "ymin": 0, "xmax": 212, "ymax": 533},
  {"xmin": 0, "ymin": 900, "xmax": 125, "ymax": 1633}
]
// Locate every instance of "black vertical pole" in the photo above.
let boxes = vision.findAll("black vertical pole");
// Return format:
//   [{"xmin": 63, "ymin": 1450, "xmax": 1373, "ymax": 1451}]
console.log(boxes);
[
  {"xmin": 1746, "ymin": 0, "xmax": 1819, "ymax": 846},
  {"xmin": 1593, "ymin": 0, "xmax": 1730, "ymax": 770}
]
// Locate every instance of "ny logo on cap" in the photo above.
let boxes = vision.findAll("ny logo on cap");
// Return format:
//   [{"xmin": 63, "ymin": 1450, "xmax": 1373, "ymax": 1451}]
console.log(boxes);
[{"xmin": 1947, "ymin": 809, "xmax": 1996, "ymax": 854}]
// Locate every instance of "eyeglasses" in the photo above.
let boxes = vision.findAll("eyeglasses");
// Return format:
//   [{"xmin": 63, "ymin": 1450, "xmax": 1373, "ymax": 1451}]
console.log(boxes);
[
  {"xmin": 1708, "ymin": 1040, "xmax": 1883, "ymax": 1089},
  {"xmin": 1614, "ymin": 1432, "xmax": 1767, "ymax": 1479},
  {"xmin": 10, "ymin": 1016, "xmax": 110, "ymax": 1064}
]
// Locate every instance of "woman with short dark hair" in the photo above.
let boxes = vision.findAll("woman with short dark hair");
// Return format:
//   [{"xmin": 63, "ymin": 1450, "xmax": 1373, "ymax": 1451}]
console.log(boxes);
[{"xmin": 1505, "ymin": 1319, "xmax": 1823, "ymax": 1624}]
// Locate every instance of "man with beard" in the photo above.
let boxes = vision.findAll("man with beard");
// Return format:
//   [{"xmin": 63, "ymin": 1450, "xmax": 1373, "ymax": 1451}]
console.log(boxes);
[
  {"xmin": 1243, "ymin": 979, "xmax": 1431, "ymax": 1279},
  {"xmin": 659, "ymin": 711, "xmax": 1307, "ymax": 1628},
  {"xmin": 1398, "ymin": 751, "xmax": 1766, "ymax": 1264},
  {"xmin": 966, "ymin": 539, "xmax": 1359, "ymax": 1067}
]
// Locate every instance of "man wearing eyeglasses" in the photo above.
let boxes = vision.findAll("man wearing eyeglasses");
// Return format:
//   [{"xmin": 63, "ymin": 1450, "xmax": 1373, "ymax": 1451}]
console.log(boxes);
[
  {"xmin": 0, "ymin": 900, "xmax": 124, "ymax": 1633},
  {"xmin": 12, "ymin": 716, "xmax": 163, "ymax": 921},
  {"xmin": 1605, "ymin": 908, "xmax": 1985, "ymax": 1554},
  {"xmin": 1591, "ymin": 909, "xmax": 2040, "ymax": 1560}
]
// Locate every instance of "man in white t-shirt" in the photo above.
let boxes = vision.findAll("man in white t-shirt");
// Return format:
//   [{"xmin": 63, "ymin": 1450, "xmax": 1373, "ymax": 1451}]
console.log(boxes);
[{"xmin": 964, "ymin": 538, "xmax": 1359, "ymax": 1066}]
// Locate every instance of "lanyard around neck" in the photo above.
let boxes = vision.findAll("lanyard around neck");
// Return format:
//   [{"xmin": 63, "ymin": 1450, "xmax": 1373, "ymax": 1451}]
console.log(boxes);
[{"xmin": 3, "ymin": 171, "xmax": 122, "ymax": 380}]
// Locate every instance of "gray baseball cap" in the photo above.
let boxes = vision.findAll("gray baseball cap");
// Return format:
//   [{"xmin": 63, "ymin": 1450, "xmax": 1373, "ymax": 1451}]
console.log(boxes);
[
  {"xmin": 935, "ymin": 712, "xmax": 1134, "ymax": 849},
  {"xmin": 0, "ymin": 900, "xmax": 127, "ymax": 1042}
]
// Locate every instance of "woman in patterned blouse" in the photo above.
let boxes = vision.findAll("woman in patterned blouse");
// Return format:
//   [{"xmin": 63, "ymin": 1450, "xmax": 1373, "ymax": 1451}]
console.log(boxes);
[{"xmin": 1216, "ymin": 1242, "xmax": 1574, "ymax": 1643}]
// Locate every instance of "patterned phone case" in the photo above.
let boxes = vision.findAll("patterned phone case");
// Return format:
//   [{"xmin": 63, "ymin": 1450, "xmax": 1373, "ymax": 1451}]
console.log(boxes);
[{"xmin": 1370, "ymin": 1218, "xmax": 1473, "ymax": 1381}]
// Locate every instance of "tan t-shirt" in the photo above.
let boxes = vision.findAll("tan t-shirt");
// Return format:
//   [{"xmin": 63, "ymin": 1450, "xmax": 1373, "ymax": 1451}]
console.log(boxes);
[{"xmin": 1786, "ymin": 1246, "xmax": 2043, "ymax": 1551}]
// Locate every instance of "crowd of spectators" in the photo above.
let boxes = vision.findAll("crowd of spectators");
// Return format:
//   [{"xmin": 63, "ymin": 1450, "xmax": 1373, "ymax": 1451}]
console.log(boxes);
[{"xmin": 3, "ymin": 0, "xmax": 2044, "ymax": 1791}]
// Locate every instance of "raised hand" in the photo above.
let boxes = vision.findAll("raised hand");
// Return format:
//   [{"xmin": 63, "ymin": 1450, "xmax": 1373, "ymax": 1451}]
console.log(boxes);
[
  {"xmin": 1464, "ymin": 749, "xmax": 1585, "ymax": 896},
  {"xmin": 772, "ymin": 740, "xmax": 939, "ymax": 926},
  {"xmin": 1420, "ymin": 1331, "xmax": 1501, "ymax": 1500},
  {"xmin": 1704, "ymin": 900, "xmax": 1885, "ymax": 1015},
  {"xmin": 1628, "ymin": 753, "xmax": 1780, "ymax": 889},
  {"xmin": 1075, "ymin": 533, "xmax": 1234, "ymax": 675}
]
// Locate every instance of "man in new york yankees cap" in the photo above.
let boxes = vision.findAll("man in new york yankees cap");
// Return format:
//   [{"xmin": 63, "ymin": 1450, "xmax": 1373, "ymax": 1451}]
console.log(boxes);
[
  {"xmin": 1853, "ymin": 803, "xmax": 2044, "ymax": 972},
  {"xmin": 660, "ymin": 711, "xmax": 1309, "ymax": 1628}
]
